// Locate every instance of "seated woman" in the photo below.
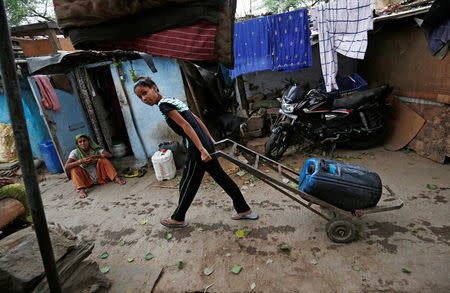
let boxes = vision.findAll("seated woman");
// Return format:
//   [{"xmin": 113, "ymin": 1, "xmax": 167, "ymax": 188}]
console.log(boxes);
[{"xmin": 64, "ymin": 134, "xmax": 125, "ymax": 199}]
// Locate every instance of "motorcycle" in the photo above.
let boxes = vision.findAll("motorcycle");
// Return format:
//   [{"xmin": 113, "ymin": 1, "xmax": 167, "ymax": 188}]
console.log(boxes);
[{"xmin": 264, "ymin": 83, "xmax": 392, "ymax": 160}]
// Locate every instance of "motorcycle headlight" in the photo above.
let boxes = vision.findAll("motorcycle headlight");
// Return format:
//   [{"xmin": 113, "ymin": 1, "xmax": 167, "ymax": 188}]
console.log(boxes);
[{"xmin": 281, "ymin": 103, "xmax": 295, "ymax": 114}]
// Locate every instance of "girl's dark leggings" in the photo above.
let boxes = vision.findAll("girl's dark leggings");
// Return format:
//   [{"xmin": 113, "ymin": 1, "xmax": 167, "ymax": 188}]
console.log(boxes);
[{"xmin": 171, "ymin": 157, "xmax": 251, "ymax": 221}]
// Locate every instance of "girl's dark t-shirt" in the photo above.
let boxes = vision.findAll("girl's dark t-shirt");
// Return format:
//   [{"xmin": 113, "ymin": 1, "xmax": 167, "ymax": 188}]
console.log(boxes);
[{"xmin": 158, "ymin": 98, "xmax": 214, "ymax": 159}]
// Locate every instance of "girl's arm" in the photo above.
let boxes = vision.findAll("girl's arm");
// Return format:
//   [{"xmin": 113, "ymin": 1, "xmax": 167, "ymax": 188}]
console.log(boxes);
[
  {"xmin": 193, "ymin": 114, "xmax": 215, "ymax": 144},
  {"xmin": 167, "ymin": 110, "xmax": 212, "ymax": 162}
]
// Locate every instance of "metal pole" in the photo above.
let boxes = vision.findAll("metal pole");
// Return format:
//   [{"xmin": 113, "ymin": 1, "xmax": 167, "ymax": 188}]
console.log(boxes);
[{"xmin": 0, "ymin": 2, "xmax": 62, "ymax": 292}]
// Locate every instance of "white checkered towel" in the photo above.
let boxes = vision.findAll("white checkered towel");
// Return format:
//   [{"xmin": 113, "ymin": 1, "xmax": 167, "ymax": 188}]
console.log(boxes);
[{"xmin": 311, "ymin": 0, "xmax": 373, "ymax": 92}]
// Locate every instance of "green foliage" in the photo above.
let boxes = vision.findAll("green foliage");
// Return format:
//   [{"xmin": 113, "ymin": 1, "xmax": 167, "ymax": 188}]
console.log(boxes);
[
  {"xmin": 261, "ymin": 0, "xmax": 312, "ymax": 13},
  {"xmin": 5, "ymin": 0, "xmax": 55, "ymax": 26}
]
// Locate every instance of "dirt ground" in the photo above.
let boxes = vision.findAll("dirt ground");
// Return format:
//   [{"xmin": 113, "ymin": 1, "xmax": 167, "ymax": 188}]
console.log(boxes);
[{"xmin": 36, "ymin": 138, "xmax": 449, "ymax": 293}]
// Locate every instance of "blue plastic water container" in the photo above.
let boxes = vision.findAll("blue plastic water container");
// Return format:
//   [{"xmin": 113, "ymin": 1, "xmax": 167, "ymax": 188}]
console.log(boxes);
[
  {"xmin": 40, "ymin": 140, "xmax": 63, "ymax": 173},
  {"xmin": 298, "ymin": 158, "xmax": 382, "ymax": 211}
]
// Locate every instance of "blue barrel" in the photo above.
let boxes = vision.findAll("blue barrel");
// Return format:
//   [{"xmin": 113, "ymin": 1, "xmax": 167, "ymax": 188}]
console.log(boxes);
[
  {"xmin": 40, "ymin": 140, "xmax": 63, "ymax": 173},
  {"xmin": 298, "ymin": 158, "xmax": 382, "ymax": 211}
]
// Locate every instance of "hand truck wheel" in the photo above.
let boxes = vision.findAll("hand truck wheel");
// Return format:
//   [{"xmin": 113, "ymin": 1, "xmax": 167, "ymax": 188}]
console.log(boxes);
[{"xmin": 326, "ymin": 218, "xmax": 356, "ymax": 243}]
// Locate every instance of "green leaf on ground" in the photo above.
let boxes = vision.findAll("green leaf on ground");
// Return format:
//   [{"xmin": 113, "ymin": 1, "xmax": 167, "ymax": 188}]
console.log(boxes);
[
  {"xmin": 231, "ymin": 265, "xmax": 242, "ymax": 274},
  {"xmin": 408, "ymin": 162, "xmax": 414, "ymax": 165},
  {"xmin": 426, "ymin": 184, "xmax": 437, "ymax": 190},
  {"xmin": 290, "ymin": 182, "xmax": 298, "ymax": 188},
  {"xmin": 280, "ymin": 245, "xmax": 291, "ymax": 251},
  {"xmin": 236, "ymin": 170, "xmax": 247, "ymax": 177},
  {"xmin": 118, "ymin": 241, "xmax": 125, "ymax": 246},
  {"xmin": 127, "ymin": 257, "xmax": 134, "ymax": 263},
  {"xmin": 164, "ymin": 233, "xmax": 173, "ymax": 241},
  {"xmin": 100, "ymin": 252, "xmax": 109, "ymax": 259},
  {"xmin": 236, "ymin": 229, "xmax": 250, "ymax": 239},
  {"xmin": 139, "ymin": 219, "xmax": 148, "ymax": 225},
  {"xmin": 204, "ymin": 179, "xmax": 209, "ymax": 183},
  {"xmin": 352, "ymin": 265, "xmax": 360, "ymax": 271},
  {"xmin": 410, "ymin": 228, "xmax": 418, "ymax": 233},
  {"xmin": 402, "ymin": 149, "xmax": 410, "ymax": 154},
  {"xmin": 401, "ymin": 268, "xmax": 411, "ymax": 274},
  {"xmin": 178, "ymin": 261, "xmax": 185, "ymax": 269},
  {"xmin": 100, "ymin": 266, "xmax": 110, "ymax": 274},
  {"xmin": 250, "ymin": 282, "xmax": 256, "ymax": 290},
  {"xmin": 145, "ymin": 253, "xmax": 154, "ymax": 260},
  {"xmin": 294, "ymin": 168, "xmax": 300, "ymax": 172},
  {"xmin": 432, "ymin": 176, "xmax": 437, "ymax": 180},
  {"xmin": 381, "ymin": 167, "xmax": 387, "ymax": 171}
]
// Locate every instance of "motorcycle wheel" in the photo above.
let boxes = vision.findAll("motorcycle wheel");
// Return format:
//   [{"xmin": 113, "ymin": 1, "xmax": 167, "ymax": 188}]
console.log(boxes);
[{"xmin": 264, "ymin": 127, "xmax": 290, "ymax": 160}]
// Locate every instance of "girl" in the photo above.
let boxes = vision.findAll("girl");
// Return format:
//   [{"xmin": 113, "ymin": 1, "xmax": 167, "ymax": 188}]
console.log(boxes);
[
  {"xmin": 134, "ymin": 76, "xmax": 257, "ymax": 228},
  {"xmin": 65, "ymin": 134, "xmax": 125, "ymax": 199}
]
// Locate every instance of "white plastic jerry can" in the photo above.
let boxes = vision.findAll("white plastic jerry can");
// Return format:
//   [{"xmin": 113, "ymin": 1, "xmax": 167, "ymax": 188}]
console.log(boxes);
[{"xmin": 151, "ymin": 149, "xmax": 176, "ymax": 181}]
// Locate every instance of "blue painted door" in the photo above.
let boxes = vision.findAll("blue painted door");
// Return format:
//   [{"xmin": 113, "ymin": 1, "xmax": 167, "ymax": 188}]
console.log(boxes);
[{"xmin": 28, "ymin": 73, "xmax": 93, "ymax": 168}]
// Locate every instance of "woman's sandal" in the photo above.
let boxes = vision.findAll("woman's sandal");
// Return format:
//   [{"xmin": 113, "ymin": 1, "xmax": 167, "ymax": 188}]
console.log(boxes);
[{"xmin": 77, "ymin": 189, "xmax": 88, "ymax": 199}]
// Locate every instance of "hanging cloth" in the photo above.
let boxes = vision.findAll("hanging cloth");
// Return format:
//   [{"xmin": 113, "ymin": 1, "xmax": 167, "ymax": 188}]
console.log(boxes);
[
  {"xmin": 268, "ymin": 9, "xmax": 312, "ymax": 72},
  {"xmin": 33, "ymin": 75, "xmax": 61, "ymax": 112},
  {"xmin": 311, "ymin": 0, "xmax": 373, "ymax": 92},
  {"xmin": 230, "ymin": 17, "xmax": 272, "ymax": 79}
]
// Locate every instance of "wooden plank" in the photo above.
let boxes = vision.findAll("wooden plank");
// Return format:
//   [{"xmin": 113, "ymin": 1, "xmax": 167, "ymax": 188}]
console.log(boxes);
[{"xmin": 45, "ymin": 29, "xmax": 62, "ymax": 51}]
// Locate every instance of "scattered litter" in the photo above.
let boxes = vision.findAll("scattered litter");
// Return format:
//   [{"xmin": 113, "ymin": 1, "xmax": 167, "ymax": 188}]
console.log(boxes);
[
  {"xmin": 100, "ymin": 266, "xmax": 110, "ymax": 274},
  {"xmin": 203, "ymin": 283, "xmax": 214, "ymax": 293},
  {"xmin": 226, "ymin": 253, "xmax": 231, "ymax": 257},
  {"xmin": 401, "ymin": 268, "xmax": 411, "ymax": 274},
  {"xmin": 164, "ymin": 233, "xmax": 173, "ymax": 241},
  {"xmin": 249, "ymin": 175, "xmax": 259, "ymax": 183},
  {"xmin": 241, "ymin": 185, "xmax": 249, "ymax": 190},
  {"xmin": 294, "ymin": 168, "xmax": 300, "ymax": 172},
  {"xmin": 178, "ymin": 261, "xmax": 185, "ymax": 269},
  {"xmin": 237, "ymin": 155, "xmax": 248, "ymax": 164},
  {"xmin": 282, "ymin": 178, "xmax": 290, "ymax": 184},
  {"xmin": 100, "ymin": 252, "xmax": 109, "ymax": 259},
  {"xmin": 249, "ymin": 183, "xmax": 255, "ymax": 187},
  {"xmin": 290, "ymin": 182, "xmax": 298, "ymax": 188},
  {"xmin": 311, "ymin": 260, "xmax": 318, "ymax": 265},
  {"xmin": 127, "ymin": 257, "xmax": 134, "ymax": 263},
  {"xmin": 236, "ymin": 230, "xmax": 249, "ymax": 239},
  {"xmin": 203, "ymin": 264, "xmax": 215, "ymax": 276},
  {"xmin": 118, "ymin": 241, "xmax": 125, "ymax": 246},
  {"xmin": 352, "ymin": 265, "xmax": 360, "ymax": 271},
  {"xmin": 197, "ymin": 228, "xmax": 204, "ymax": 232},
  {"xmin": 280, "ymin": 245, "xmax": 291, "ymax": 251},
  {"xmin": 266, "ymin": 259, "xmax": 273, "ymax": 264},
  {"xmin": 250, "ymin": 282, "xmax": 256, "ymax": 290},
  {"xmin": 145, "ymin": 253, "xmax": 154, "ymax": 260},
  {"xmin": 139, "ymin": 219, "xmax": 148, "ymax": 225},
  {"xmin": 236, "ymin": 170, "xmax": 247, "ymax": 177},
  {"xmin": 231, "ymin": 265, "xmax": 242, "ymax": 274},
  {"xmin": 204, "ymin": 179, "xmax": 209, "ymax": 183},
  {"xmin": 426, "ymin": 184, "xmax": 437, "ymax": 190}
]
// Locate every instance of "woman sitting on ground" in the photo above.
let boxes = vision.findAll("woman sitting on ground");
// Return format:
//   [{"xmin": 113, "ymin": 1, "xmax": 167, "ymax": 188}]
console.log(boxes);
[{"xmin": 64, "ymin": 134, "xmax": 125, "ymax": 199}]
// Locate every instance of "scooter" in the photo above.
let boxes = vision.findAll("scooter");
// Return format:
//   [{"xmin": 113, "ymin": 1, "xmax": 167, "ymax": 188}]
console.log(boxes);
[{"xmin": 264, "ymin": 84, "xmax": 392, "ymax": 160}]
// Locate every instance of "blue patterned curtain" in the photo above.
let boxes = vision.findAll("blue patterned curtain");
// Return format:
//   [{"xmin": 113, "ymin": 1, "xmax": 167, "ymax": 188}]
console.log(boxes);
[
  {"xmin": 269, "ymin": 9, "xmax": 312, "ymax": 72},
  {"xmin": 230, "ymin": 17, "xmax": 272, "ymax": 79},
  {"xmin": 231, "ymin": 9, "xmax": 312, "ymax": 78}
]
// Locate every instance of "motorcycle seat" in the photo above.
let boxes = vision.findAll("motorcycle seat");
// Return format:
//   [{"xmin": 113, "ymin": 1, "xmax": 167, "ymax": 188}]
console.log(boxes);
[{"xmin": 333, "ymin": 87, "xmax": 386, "ymax": 109}]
